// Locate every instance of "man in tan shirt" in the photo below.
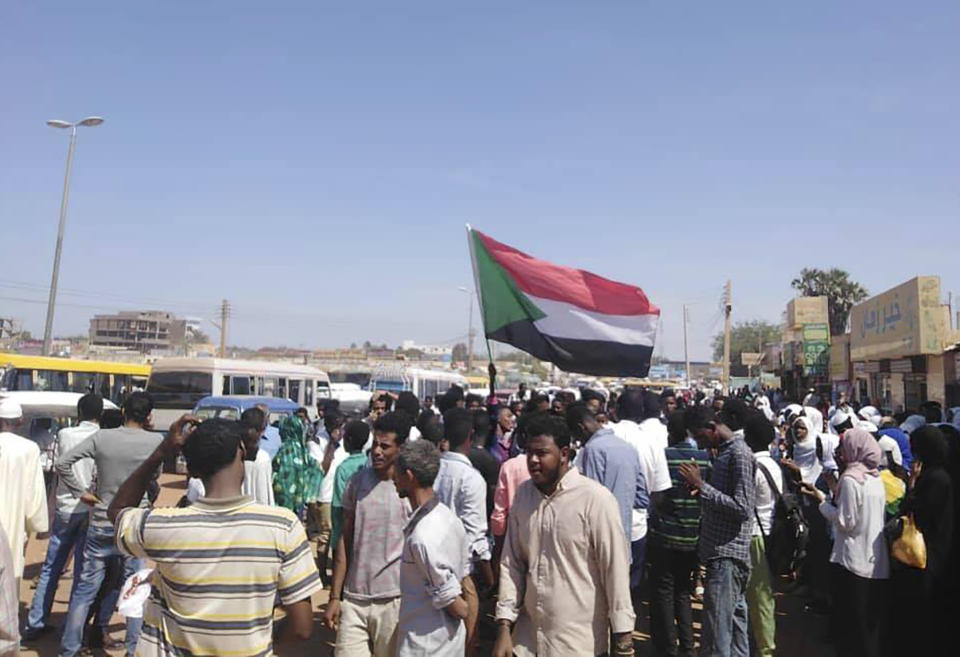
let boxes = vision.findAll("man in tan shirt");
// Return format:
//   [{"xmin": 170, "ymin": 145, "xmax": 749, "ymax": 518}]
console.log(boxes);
[{"xmin": 494, "ymin": 414, "xmax": 636, "ymax": 657}]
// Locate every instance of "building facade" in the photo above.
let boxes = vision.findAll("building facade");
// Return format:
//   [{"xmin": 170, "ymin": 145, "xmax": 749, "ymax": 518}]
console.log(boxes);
[
  {"xmin": 779, "ymin": 296, "xmax": 831, "ymax": 400},
  {"xmin": 848, "ymin": 276, "xmax": 949, "ymax": 411},
  {"xmin": 88, "ymin": 311, "xmax": 187, "ymax": 353}
]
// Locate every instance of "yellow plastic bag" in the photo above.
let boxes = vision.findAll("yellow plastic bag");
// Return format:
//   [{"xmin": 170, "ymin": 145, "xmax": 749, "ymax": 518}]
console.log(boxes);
[{"xmin": 891, "ymin": 515, "xmax": 927, "ymax": 570}]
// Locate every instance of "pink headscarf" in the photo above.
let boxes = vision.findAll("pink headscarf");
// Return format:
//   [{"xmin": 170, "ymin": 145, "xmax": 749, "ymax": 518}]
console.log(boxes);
[{"xmin": 839, "ymin": 428, "xmax": 881, "ymax": 484}]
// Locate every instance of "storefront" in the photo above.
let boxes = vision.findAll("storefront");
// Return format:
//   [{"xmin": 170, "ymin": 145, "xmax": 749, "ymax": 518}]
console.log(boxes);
[
  {"xmin": 829, "ymin": 334, "xmax": 852, "ymax": 403},
  {"xmin": 779, "ymin": 296, "xmax": 831, "ymax": 400},
  {"xmin": 849, "ymin": 276, "xmax": 947, "ymax": 413}
]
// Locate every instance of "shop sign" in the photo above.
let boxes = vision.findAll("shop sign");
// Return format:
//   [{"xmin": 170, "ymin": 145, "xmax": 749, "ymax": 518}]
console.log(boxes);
[
  {"xmin": 787, "ymin": 296, "xmax": 829, "ymax": 328},
  {"xmin": 803, "ymin": 323, "xmax": 830, "ymax": 342},
  {"xmin": 803, "ymin": 340, "xmax": 829, "ymax": 375},
  {"xmin": 850, "ymin": 276, "xmax": 943, "ymax": 361}
]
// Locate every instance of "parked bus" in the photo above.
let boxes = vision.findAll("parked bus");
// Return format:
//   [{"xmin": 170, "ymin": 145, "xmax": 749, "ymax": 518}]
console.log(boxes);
[
  {"xmin": 146, "ymin": 357, "xmax": 331, "ymax": 428},
  {"xmin": 368, "ymin": 364, "xmax": 467, "ymax": 401},
  {"xmin": 0, "ymin": 353, "xmax": 150, "ymax": 405}
]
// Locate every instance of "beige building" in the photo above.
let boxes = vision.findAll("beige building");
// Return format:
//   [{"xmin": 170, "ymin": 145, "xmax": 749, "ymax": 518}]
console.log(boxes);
[
  {"xmin": 89, "ymin": 310, "xmax": 187, "ymax": 354},
  {"xmin": 848, "ymin": 276, "xmax": 951, "ymax": 411}
]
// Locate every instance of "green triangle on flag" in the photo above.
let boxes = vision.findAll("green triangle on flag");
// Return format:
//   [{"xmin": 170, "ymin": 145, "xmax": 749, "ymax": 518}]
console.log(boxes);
[{"xmin": 469, "ymin": 229, "xmax": 546, "ymax": 335}]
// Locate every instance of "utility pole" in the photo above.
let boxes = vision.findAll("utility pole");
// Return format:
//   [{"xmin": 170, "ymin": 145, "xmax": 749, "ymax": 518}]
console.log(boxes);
[
  {"xmin": 683, "ymin": 304, "xmax": 691, "ymax": 388},
  {"xmin": 218, "ymin": 299, "xmax": 231, "ymax": 358},
  {"xmin": 722, "ymin": 279, "xmax": 732, "ymax": 396},
  {"xmin": 467, "ymin": 297, "xmax": 475, "ymax": 374}
]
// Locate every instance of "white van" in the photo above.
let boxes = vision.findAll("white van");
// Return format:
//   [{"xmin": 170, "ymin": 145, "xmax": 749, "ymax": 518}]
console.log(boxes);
[{"xmin": 146, "ymin": 358, "xmax": 331, "ymax": 429}]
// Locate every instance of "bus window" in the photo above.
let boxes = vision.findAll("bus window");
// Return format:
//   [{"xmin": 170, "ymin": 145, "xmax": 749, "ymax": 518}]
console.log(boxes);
[
  {"xmin": 278, "ymin": 378, "xmax": 287, "ymax": 399},
  {"xmin": 305, "ymin": 380, "xmax": 314, "ymax": 407},
  {"xmin": 37, "ymin": 370, "xmax": 69, "ymax": 392},
  {"xmin": 316, "ymin": 380, "xmax": 331, "ymax": 399},
  {"xmin": 111, "ymin": 375, "xmax": 129, "ymax": 404},
  {"xmin": 222, "ymin": 375, "xmax": 231, "ymax": 395},
  {"xmin": 13, "ymin": 369, "xmax": 34, "ymax": 391},
  {"xmin": 422, "ymin": 379, "xmax": 438, "ymax": 400},
  {"xmin": 232, "ymin": 376, "xmax": 252, "ymax": 395},
  {"xmin": 146, "ymin": 371, "xmax": 213, "ymax": 409},
  {"xmin": 96, "ymin": 373, "xmax": 110, "ymax": 400},
  {"xmin": 73, "ymin": 372, "xmax": 97, "ymax": 395},
  {"xmin": 289, "ymin": 380, "xmax": 301, "ymax": 404},
  {"xmin": 262, "ymin": 377, "xmax": 278, "ymax": 397}
]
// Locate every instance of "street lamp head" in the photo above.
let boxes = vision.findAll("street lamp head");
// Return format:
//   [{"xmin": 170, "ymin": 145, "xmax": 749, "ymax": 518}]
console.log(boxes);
[
  {"xmin": 46, "ymin": 120, "xmax": 72, "ymax": 129},
  {"xmin": 77, "ymin": 116, "xmax": 104, "ymax": 127}
]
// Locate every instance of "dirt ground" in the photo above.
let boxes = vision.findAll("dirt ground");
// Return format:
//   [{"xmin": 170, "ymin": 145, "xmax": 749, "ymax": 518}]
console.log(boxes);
[{"xmin": 17, "ymin": 474, "xmax": 835, "ymax": 656}]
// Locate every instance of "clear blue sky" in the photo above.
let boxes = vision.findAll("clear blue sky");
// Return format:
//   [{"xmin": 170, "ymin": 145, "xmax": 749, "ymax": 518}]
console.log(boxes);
[{"xmin": 2, "ymin": 2, "xmax": 959, "ymax": 361}]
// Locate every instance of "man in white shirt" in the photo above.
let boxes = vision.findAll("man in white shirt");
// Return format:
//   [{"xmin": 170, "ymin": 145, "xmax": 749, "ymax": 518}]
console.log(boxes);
[
  {"xmin": 314, "ymin": 410, "xmax": 348, "ymax": 586},
  {"xmin": 185, "ymin": 407, "xmax": 276, "ymax": 507},
  {"xmin": 612, "ymin": 390, "xmax": 672, "ymax": 594},
  {"xmin": 23, "ymin": 394, "xmax": 102, "ymax": 640},
  {"xmin": 240, "ymin": 407, "xmax": 274, "ymax": 505},
  {"xmin": 0, "ymin": 398, "xmax": 49, "ymax": 584},
  {"xmin": 744, "ymin": 413, "xmax": 782, "ymax": 657}
]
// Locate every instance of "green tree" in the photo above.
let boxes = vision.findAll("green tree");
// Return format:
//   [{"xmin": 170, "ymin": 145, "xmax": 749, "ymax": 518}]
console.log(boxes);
[
  {"xmin": 712, "ymin": 320, "xmax": 781, "ymax": 363},
  {"xmin": 790, "ymin": 267, "xmax": 868, "ymax": 336},
  {"xmin": 451, "ymin": 342, "xmax": 468, "ymax": 362}
]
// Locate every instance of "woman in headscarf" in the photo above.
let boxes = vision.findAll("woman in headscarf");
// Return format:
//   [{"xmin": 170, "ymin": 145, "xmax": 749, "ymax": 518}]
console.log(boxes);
[
  {"xmin": 801, "ymin": 428, "xmax": 888, "ymax": 657},
  {"xmin": 805, "ymin": 406, "xmax": 839, "ymax": 473},
  {"xmin": 783, "ymin": 412, "xmax": 835, "ymax": 614},
  {"xmin": 753, "ymin": 394, "xmax": 775, "ymax": 422},
  {"xmin": 783, "ymin": 414, "xmax": 824, "ymax": 485},
  {"xmin": 887, "ymin": 426, "xmax": 955, "ymax": 655},
  {"xmin": 272, "ymin": 414, "xmax": 324, "ymax": 517}
]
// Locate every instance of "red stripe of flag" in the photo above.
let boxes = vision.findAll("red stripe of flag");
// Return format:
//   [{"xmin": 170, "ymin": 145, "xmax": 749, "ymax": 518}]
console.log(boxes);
[{"xmin": 476, "ymin": 230, "xmax": 660, "ymax": 316}]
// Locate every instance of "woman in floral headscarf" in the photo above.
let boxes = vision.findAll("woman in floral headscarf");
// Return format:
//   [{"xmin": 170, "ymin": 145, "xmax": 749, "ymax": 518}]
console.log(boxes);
[{"xmin": 272, "ymin": 414, "xmax": 324, "ymax": 517}]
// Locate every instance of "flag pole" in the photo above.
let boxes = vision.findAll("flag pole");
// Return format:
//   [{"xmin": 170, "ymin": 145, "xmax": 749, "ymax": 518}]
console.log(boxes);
[{"xmin": 466, "ymin": 224, "xmax": 497, "ymax": 396}]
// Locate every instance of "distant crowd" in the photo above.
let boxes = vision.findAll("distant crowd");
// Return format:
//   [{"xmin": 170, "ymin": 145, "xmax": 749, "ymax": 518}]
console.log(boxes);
[{"xmin": 1, "ymin": 379, "xmax": 957, "ymax": 657}]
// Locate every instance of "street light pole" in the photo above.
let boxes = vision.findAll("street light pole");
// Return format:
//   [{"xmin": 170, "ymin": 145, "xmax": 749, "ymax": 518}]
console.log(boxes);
[
  {"xmin": 458, "ymin": 287, "xmax": 475, "ymax": 372},
  {"xmin": 42, "ymin": 117, "xmax": 103, "ymax": 355}
]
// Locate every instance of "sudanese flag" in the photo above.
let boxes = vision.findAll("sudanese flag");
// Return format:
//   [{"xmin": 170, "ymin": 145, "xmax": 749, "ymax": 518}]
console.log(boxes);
[{"xmin": 467, "ymin": 226, "xmax": 660, "ymax": 377}]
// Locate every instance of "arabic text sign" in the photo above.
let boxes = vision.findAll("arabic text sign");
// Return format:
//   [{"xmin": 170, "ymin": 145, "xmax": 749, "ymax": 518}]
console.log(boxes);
[
  {"xmin": 849, "ymin": 276, "xmax": 942, "ymax": 361},
  {"xmin": 802, "ymin": 323, "xmax": 830, "ymax": 342},
  {"xmin": 803, "ymin": 340, "xmax": 829, "ymax": 375},
  {"xmin": 786, "ymin": 296, "xmax": 828, "ymax": 328}
]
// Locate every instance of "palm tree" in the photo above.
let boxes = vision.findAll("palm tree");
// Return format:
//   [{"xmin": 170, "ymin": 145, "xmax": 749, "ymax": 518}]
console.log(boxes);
[{"xmin": 790, "ymin": 268, "xmax": 868, "ymax": 336}]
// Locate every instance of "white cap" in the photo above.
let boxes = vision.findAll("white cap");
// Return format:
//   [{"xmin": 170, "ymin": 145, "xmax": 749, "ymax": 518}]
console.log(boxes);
[{"xmin": 0, "ymin": 398, "xmax": 23, "ymax": 419}]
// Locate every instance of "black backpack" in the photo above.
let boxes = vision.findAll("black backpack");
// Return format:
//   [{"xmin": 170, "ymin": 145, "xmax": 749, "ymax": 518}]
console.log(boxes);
[{"xmin": 754, "ymin": 461, "xmax": 809, "ymax": 577}]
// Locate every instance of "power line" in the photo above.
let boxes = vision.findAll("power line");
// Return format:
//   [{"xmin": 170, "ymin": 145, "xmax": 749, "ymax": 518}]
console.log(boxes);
[{"xmin": 0, "ymin": 279, "xmax": 213, "ymax": 315}]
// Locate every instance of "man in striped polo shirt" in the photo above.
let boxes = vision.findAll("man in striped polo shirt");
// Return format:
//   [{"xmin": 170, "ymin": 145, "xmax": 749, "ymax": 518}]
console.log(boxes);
[
  {"xmin": 109, "ymin": 416, "xmax": 322, "ymax": 656},
  {"xmin": 647, "ymin": 410, "xmax": 711, "ymax": 657}
]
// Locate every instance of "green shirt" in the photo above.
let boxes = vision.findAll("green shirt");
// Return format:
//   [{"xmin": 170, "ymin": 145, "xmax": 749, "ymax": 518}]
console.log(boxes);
[{"xmin": 330, "ymin": 453, "xmax": 367, "ymax": 548}]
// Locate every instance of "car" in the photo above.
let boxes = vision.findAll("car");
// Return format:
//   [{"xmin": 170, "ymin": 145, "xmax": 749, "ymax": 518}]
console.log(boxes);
[
  {"xmin": 330, "ymin": 383, "xmax": 372, "ymax": 417},
  {"xmin": 0, "ymin": 391, "xmax": 120, "ymax": 484},
  {"xmin": 191, "ymin": 395, "xmax": 301, "ymax": 424}
]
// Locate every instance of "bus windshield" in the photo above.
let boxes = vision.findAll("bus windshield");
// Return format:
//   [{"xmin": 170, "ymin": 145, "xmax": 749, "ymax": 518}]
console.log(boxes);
[{"xmin": 146, "ymin": 371, "xmax": 212, "ymax": 408}]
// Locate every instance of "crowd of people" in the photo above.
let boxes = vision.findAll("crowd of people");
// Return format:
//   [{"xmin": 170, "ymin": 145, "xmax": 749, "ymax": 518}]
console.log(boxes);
[{"xmin": 1, "ymin": 380, "xmax": 958, "ymax": 657}]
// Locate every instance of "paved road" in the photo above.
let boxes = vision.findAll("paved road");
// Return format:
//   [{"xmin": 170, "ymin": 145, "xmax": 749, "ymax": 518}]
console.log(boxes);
[{"xmin": 18, "ymin": 475, "xmax": 835, "ymax": 656}]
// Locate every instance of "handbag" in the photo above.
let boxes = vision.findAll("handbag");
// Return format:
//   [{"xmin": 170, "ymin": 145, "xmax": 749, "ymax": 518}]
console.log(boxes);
[{"xmin": 890, "ymin": 514, "xmax": 927, "ymax": 569}]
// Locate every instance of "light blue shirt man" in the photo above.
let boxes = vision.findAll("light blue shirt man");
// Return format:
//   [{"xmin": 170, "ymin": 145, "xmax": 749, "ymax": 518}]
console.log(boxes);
[{"xmin": 433, "ymin": 451, "xmax": 491, "ymax": 574}]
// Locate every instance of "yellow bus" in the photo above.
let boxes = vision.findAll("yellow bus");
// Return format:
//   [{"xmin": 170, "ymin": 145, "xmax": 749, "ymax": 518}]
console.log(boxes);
[{"xmin": 0, "ymin": 353, "xmax": 151, "ymax": 404}]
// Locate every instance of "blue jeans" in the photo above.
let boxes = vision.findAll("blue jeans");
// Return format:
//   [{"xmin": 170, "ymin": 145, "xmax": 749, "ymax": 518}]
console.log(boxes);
[
  {"xmin": 25, "ymin": 510, "xmax": 90, "ymax": 632},
  {"xmin": 58, "ymin": 525, "xmax": 144, "ymax": 657},
  {"xmin": 700, "ymin": 558, "xmax": 750, "ymax": 657}
]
